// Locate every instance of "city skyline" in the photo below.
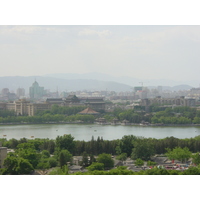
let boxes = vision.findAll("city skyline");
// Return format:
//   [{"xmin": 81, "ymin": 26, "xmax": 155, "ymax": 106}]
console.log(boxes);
[{"xmin": 0, "ymin": 25, "xmax": 200, "ymax": 84}]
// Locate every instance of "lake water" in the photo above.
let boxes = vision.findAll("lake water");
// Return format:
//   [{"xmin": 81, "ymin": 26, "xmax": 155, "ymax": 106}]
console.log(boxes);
[{"xmin": 1, "ymin": 124, "xmax": 200, "ymax": 141}]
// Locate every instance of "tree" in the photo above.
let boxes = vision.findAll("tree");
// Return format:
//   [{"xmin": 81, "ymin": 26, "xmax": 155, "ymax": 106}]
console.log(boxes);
[
  {"xmin": 81, "ymin": 152, "xmax": 90, "ymax": 167},
  {"xmin": 49, "ymin": 165, "xmax": 69, "ymax": 175},
  {"xmin": 55, "ymin": 134, "xmax": 75, "ymax": 154},
  {"xmin": 96, "ymin": 153, "xmax": 114, "ymax": 170},
  {"xmin": 192, "ymin": 153, "xmax": 200, "ymax": 165},
  {"xmin": 41, "ymin": 150, "xmax": 50, "ymax": 159},
  {"xmin": 116, "ymin": 153, "xmax": 127, "ymax": 162},
  {"xmin": 3, "ymin": 155, "xmax": 33, "ymax": 175},
  {"xmin": 16, "ymin": 143, "xmax": 40, "ymax": 168},
  {"xmin": 48, "ymin": 157, "xmax": 58, "ymax": 168},
  {"xmin": 36, "ymin": 159, "xmax": 50, "ymax": 171},
  {"xmin": 59, "ymin": 150, "xmax": 72, "ymax": 167},
  {"xmin": 134, "ymin": 158, "xmax": 144, "ymax": 167},
  {"xmin": 131, "ymin": 139, "xmax": 155, "ymax": 161},
  {"xmin": 89, "ymin": 154, "xmax": 96, "ymax": 165},
  {"xmin": 147, "ymin": 160, "xmax": 157, "ymax": 166},
  {"xmin": 86, "ymin": 162, "xmax": 104, "ymax": 171},
  {"xmin": 165, "ymin": 147, "xmax": 192, "ymax": 163},
  {"xmin": 116, "ymin": 135, "xmax": 137, "ymax": 156}
]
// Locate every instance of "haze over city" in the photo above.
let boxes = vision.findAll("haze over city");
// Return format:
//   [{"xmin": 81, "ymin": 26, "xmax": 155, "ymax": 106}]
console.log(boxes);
[{"xmin": 0, "ymin": 25, "xmax": 200, "ymax": 87}]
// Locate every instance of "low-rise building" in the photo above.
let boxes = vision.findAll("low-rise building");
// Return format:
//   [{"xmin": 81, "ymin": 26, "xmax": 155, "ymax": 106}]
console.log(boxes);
[{"xmin": 141, "ymin": 96, "xmax": 196, "ymax": 108}]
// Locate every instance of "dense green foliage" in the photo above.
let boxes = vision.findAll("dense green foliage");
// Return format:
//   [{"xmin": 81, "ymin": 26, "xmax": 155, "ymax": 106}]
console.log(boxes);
[
  {"xmin": 2, "ymin": 126, "xmax": 200, "ymax": 174},
  {"xmin": 134, "ymin": 158, "xmax": 144, "ymax": 166},
  {"xmin": 86, "ymin": 162, "xmax": 104, "ymax": 171},
  {"xmin": 96, "ymin": 153, "xmax": 114, "ymax": 169},
  {"xmin": 116, "ymin": 153, "xmax": 127, "ymax": 161},
  {"xmin": 59, "ymin": 150, "xmax": 72, "ymax": 167},
  {"xmin": 49, "ymin": 165, "xmax": 69, "ymax": 175},
  {"xmin": 0, "ymin": 110, "xmax": 16, "ymax": 117},
  {"xmin": 2, "ymin": 154, "xmax": 34, "ymax": 175},
  {"xmin": 147, "ymin": 160, "xmax": 157, "ymax": 166},
  {"xmin": 104, "ymin": 106, "xmax": 200, "ymax": 125},
  {"xmin": 192, "ymin": 153, "xmax": 200, "ymax": 165},
  {"xmin": 1, "ymin": 105, "xmax": 200, "ymax": 125},
  {"xmin": 72, "ymin": 165, "xmax": 200, "ymax": 175},
  {"xmin": 131, "ymin": 139, "xmax": 155, "ymax": 161},
  {"xmin": 165, "ymin": 147, "xmax": 192, "ymax": 163}
]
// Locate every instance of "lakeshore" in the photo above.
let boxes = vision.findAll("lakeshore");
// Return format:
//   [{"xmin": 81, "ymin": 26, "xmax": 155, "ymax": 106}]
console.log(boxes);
[{"xmin": 1, "ymin": 121, "xmax": 200, "ymax": 127}]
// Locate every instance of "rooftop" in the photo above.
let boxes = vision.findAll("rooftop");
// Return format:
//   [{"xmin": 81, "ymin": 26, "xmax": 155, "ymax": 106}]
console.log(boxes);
[{"xmin": 79, "ymin": 107, "xmax": 99, "ymax": 115}]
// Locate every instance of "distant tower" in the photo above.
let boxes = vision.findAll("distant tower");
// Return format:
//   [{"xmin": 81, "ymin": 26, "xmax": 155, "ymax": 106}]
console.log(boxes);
[
  {"xmin": 29, "ymin": 81, "xmax": 45, "ymax": 99},
  {"xmin": 1, "ymin": 88, "xmax": 9, "ymax": 96},
  {"xmin": 16, "ymin": 88, "xmax": 25, "ymax": 98}
]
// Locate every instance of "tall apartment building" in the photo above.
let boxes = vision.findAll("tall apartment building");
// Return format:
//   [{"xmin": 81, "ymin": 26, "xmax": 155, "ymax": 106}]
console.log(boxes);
[
  {"xmin": 1, "ymin": 88, "xmax": 9, "ymax": 96},
  {"xmin": 29, "ymin": 81, "xmax": 45, "ymax": 99},
  {"xmin": 16, "ymin": 87, "xmax": 25, "ymax": 98}
]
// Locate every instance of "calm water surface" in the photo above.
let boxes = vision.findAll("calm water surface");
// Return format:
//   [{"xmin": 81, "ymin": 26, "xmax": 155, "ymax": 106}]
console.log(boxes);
[{"xmin": 0, "ymin": 124, "xmax": 200, "ymax": 141}]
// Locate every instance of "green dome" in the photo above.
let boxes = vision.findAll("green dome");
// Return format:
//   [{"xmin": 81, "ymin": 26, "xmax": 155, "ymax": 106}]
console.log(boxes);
[{"xmin": 32, "ymin": 81, "xmax": 39, "ymax": 87}]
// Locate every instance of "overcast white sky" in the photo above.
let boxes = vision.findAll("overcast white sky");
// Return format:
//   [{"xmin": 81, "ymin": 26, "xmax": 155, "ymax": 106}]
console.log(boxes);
[
  {"xmin": 1, "ymin": 25, "xmax": 200, "ymax": 82},
  {"xmin": 0, "ymin": 1, "xmax": 200, "ymax": 85}
]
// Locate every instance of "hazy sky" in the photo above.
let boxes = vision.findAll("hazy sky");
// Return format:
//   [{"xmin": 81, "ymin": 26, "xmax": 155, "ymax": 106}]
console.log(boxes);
[{"xmin": 0, "ymin": 25, "xmax": 200, "ymax": 82}]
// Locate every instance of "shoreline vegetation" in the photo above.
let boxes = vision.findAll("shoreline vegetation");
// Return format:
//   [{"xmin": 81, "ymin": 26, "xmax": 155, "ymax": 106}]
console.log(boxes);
[
  {"xmin": 1, "ymin": 121, "xmax": 200, "ymax": 127},
  {"xmin": 2, "ymin": 133, "xmax": 200, "ymax": 175},
  {"xmin": 1, "ymin": 105, "xmax": 200, "ymax": 127}
]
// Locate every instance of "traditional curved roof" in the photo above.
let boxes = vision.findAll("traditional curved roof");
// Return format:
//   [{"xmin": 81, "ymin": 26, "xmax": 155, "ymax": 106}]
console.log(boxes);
[{"xmin": 79, "ymin": 107, "xmax": 99, "ymax": 115}]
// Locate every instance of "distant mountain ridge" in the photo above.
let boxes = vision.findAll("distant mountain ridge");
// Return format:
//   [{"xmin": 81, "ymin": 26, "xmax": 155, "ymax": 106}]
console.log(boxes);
[
  {"xmin": 45, "ymin": 72, "xmax": 199, "ymax": 88},
  {"xmin": 0, "ymin": 74, "xmax": 195, "ymax": 94},
  {"xmin": 0, "ymin": 76, "xmax": 133, "ymax": 93}
]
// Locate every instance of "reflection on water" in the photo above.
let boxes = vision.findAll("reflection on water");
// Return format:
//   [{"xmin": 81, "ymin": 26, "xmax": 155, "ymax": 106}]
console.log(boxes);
[{"xmin": 0, "ymin": 124, "xmax": 200, "ymax": 141}]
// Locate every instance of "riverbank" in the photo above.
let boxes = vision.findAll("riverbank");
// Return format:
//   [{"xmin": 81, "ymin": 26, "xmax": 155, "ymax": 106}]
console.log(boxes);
[{"xmin": 1, "ymin": 121, "xmax": 200, "ymax": 127}]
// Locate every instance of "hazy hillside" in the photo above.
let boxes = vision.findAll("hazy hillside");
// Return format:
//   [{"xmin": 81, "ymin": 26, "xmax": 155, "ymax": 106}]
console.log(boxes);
[
  {"xmin": 0, "ymin": 74, "xmax": 194, "ymax": 95},
  {"xmin": 0, "ymin": 76, "xmax": 133, "ymax": 93},
  {"xmin": 45, "ymin": 72, "xmax": 199, "ymax": 88}
]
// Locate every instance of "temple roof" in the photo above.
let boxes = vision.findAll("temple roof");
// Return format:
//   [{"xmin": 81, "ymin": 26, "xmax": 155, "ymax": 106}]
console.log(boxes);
[{"xmin": 79, "ymin": 107, "xmax": 99, "ymax": 115}]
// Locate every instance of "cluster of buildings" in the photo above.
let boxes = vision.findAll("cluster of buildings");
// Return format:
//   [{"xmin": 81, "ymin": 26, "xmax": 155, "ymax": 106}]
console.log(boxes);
[
  {"xmin": 1, "ymin": 81, "xmax": 200, "ymax": 116},
  {"xmin": 0, "ymin": 94, "xmax": 105, "ymax": 116},
  {"xmin": 141, "ymin": 96, "xmax": 196, "ymax": 107},
  {"xmin": 0, "ymin": 87, "xmax": 25, "ymax": 101}
]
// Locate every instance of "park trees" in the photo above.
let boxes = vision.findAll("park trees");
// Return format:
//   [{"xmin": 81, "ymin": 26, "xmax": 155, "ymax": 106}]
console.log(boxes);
[
  {"xmin": 55, "ymin": 134, "xmax": 75, "ymax": 154},
  {"xmin": 147, "ymin": 160, "xmax": 157, "ymax": 166},
  {"xmin": 131, "ymin": 139, "xmax": 155, "ymax": 161},
  {"xmin": 59, "ymin": 150, "xmax": 72, "ymax": 167},
  {"xmin": 2, "ymin": 153, "xmax": 33, "ymax": 175},
  {"xmin": 116, "ymin": 135, "xmax": 137, "ymax": 156},
  {"xmin": 15, "ymin": 143, "xmax": 40, "ymax": 168},
  {"xmin": 49, "ymin": 165, "xmax": 69, "ymax": 175},
  {"xmin": 192, "ymin": 153, "xmax": 200, "ymax": 165},
  {"xmin": 86, "ymin": 162, "xmax": 104, "ymax": 171},
  {"xmin": 96, "ymin": 153, "xmax": 114, "ymax": 170},
  {"xmin": 116, "ymin": 153, "xmax": 127, "ymax": 163},
  {"xmin": 165, "ymin": 147, "xmax": 192, "ymax": 163},
  {"xmin": 134, "ymin": 158, "xmax": 144, "ymax": 167}
]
